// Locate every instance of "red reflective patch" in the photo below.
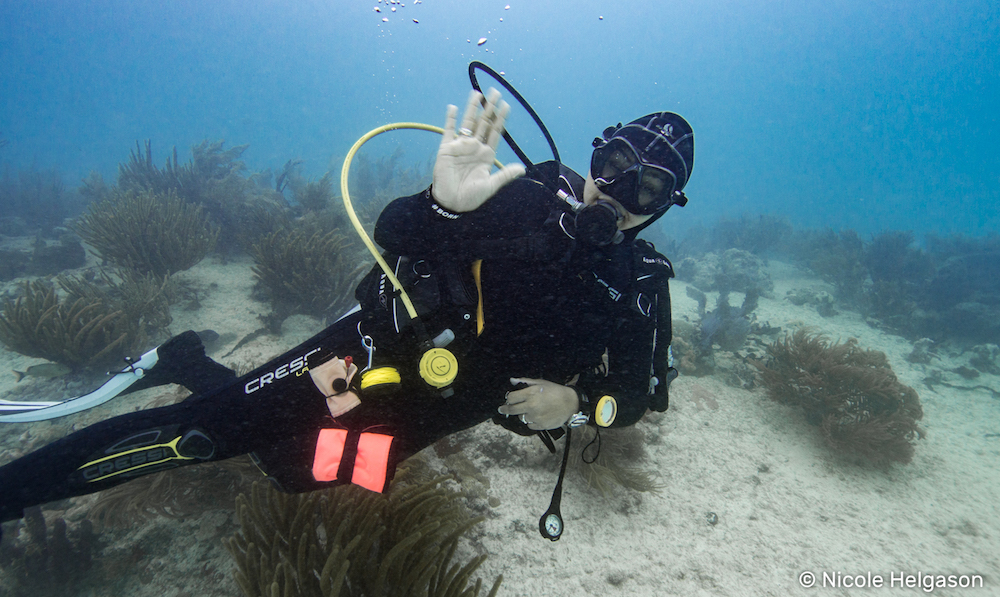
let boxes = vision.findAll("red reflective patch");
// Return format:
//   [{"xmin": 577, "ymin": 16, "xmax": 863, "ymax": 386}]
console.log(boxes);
[
  {"xmin": 311, "ymin": 429, "xmax": 394, "ymax": 492},
  {"xmin": 352, "ymin": 433, "xmax": 394, "ymax": 492},
  {"xmin": 312, "ymin": 428, "xmax": 348, "ymax": 482}
]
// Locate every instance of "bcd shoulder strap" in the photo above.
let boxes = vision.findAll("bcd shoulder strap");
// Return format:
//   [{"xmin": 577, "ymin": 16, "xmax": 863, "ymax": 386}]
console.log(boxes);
[{"xmin": 632, "ymin": 240, "xmax": 677, "ymax": 412}]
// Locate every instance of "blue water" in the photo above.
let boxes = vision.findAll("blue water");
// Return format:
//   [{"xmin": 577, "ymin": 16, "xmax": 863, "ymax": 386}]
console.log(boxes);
[{"xmin": 1, "ymin": 0, "xmax": 997, "ymax": 238}]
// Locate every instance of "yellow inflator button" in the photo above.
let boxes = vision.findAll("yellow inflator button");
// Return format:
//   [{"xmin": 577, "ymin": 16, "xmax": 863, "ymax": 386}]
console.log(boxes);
[{"xmin": 418, "ymin": 348, "xmax": 458, "ymax": 389}]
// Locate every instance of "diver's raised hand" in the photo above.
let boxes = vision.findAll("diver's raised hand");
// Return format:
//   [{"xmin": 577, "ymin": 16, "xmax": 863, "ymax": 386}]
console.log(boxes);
[{"xmin": 431, "ymin": 88, "xmax": 526, "ymax": 213}]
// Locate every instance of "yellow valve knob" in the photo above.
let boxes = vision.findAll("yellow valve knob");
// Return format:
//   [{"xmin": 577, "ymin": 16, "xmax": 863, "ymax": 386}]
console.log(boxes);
[{"xmin": 419, "ymin": 348, "xmax": 458, "ymax": 389}]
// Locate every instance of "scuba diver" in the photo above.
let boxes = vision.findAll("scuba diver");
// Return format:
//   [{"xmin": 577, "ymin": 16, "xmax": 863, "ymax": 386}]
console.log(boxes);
[{"xmin": 0, "ymin": 87, "xmax": 694, "ymax": 541}]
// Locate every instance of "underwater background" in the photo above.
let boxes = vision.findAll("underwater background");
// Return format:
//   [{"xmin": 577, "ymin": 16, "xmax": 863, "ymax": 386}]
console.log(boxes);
[
  {"xmin": 3, "ymin": 0, "xmax": 998, "ymax": 237},
  {"xmin": 2, "ymin": 1, "xmax": 1000, "ymax": 596}
]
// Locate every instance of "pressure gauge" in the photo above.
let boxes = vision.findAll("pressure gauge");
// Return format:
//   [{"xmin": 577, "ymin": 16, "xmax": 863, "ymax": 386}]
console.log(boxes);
[{"xmin": 541, "ymin": 512, "xmax": 563, "ymax": 540}]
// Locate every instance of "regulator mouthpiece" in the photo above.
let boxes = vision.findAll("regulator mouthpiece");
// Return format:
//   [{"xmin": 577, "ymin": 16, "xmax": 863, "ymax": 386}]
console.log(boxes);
[{"xmin": 574, "ymin": 200, "xmax": 624, "ymax": 246}]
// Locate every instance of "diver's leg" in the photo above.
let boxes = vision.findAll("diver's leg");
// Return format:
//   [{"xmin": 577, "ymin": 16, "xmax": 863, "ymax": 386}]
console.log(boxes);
[
  {"xmin": 0, "ymin": 313, "xmax": 366, "ymax": 524},
  {"xmin": 123, "ymin": 330, "xmax": 237, "ymax": 396}
]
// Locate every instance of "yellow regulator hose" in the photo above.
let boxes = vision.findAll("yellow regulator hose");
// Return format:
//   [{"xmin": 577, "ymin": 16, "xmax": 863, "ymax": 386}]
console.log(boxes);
[{"xmin": 340, "ymin": 122, "xmax": 502, "ymax": 321}]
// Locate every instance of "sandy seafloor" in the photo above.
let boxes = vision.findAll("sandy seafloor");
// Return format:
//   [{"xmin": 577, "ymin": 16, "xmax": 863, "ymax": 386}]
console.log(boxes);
[{"xmin": 1, "ymin": 249, "xmax": 998, "ymax": 597}]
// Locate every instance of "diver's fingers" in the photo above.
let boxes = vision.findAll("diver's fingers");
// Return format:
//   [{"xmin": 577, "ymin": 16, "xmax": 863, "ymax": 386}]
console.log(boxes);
[
  {"xmin": 503, "ymin": 388, "xmax": 529, "ymax": 406},
  {"xmin": 459, "ymin": 90, "xmax": 482, "ymax": 136},
  {"xmin": 486, "ymin": 100, "xmax": 511, "ymax": 152},
  {"xmin": 475, "ymin": 88, "xmax": 502, "ymax": 141},
  {"xmin": 489, "ymin": 164, "xmax": 526, "ymax": 193},
  {"xmin": 498, "ymin": 401, "xmax": 527, "ymax": 415},
  {"xmin": 510, "ymin": 377, "xmax": 544, "ymax": 387},
  {"xmin": 442, "ymin": 104, "xmax": 458, "ymax": 143}
]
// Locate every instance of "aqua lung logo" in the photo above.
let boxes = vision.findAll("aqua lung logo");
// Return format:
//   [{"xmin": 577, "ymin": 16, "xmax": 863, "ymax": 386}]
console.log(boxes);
[
  {"xmin": 643, "ymin": 256, "xmax": 671, "ymax": 269},
  {"xmin": 244, "ymin": 348, "xmax": 322, "ymax": 394},
  {"xmin": 81, "ymin": 448, "xmax": 173, "ymax": 481}
]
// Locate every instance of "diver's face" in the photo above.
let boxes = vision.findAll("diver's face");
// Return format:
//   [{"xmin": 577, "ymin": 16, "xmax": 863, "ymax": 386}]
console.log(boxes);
[{"xmin": 583, "ymin": 173, "xmax": 654, "ymax": 231}]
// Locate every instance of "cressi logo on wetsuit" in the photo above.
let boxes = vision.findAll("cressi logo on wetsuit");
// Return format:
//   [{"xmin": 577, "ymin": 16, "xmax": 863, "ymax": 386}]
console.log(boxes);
[
  {"xmin": 244, "ymin": 348, "xmax": 322, "ymax": 394},
  {"xmin": 78, "ymin": 428, "xmax": 216, "ymax": 483},
  {"xmin": 81, "ymin": 446, "xmax": 174, "ymax": 481}
]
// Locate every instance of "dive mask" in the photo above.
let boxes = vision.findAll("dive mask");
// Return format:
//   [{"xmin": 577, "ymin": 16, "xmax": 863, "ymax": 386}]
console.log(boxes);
[{"xmin": 590, "ymin": 136, "xmax": 687, "ymax": 215}]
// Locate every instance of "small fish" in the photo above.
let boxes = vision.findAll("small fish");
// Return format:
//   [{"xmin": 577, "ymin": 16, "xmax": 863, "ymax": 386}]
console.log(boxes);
[
  {"xmin": 477, "ymin": 37, "xmax": 487, "ymax": 46},
  {"xmin": 12, "ymin": 363, "xmax": 72, "ymax": 383}
]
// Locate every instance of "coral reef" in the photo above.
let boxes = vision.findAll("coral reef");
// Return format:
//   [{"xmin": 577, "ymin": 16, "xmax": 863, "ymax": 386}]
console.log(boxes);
[
  {"xmin": 88, "ymin": 456, "xmax": 259, "ymax": 529},
  {"xmin": 906, "ymin": 338, "xmax": 938, "ymax": 365},
  {"xmin": 696, "ymin": 289, "xmax": 759, "ymax": 352},
  {"xmin": 968, "ymin": 344, "xmax": 1000, "ymax": 375},
  {"xmin": 676, "ymin": 248, "xmax": 773, "ymax": 295},
  {"xmin": 225, "ymin": 471, "xmax": 501, "ymax": 597},
  {"xmin": 231, "ymin": 199, "xmax": 294, "ymax": 255},
  {"xmin": 677, "ymin": 286, "xmax": 760, "ymax": 376},
  {"xmin": 781, "ymin": 228, "xmax": 1000, "ymax": 343},
  {"xmin": 0, "ymin": 269, "xmax": 169, "ymax": 370},
  {"xmin": 0, "ymin": 165, "xmax": 84, "ymax": 234},
  {"xmin": 94, "ymin": 139, "xmax": 287, "ymax": 257},
  {"xmin": 0, "ymin": 233, "xmax": 85, "ymax": 281},
  {"xmin": 289, "ymin": 170, "xmax": 336, "ymax": 214},
  {"xmin": 115, "ymin": 139, "xmax": 253, "ymax": 217},
  {"xmin": 800, "ymin": 229, "xmax": 867, "ymax": 303},
  {"xmin": 668, "ymin": 320, "xmax": 704, "ymax": 376},
  {"xmin": 858, "ymin": 231, "xmax": 928, "ymax": 327},
  {"xmin": 0, "ymin": 506, "xmax": 100, "ymax": 597},
  {"xmin": 919, "ymin": 233, "xmax": 1000, "ymax": 344},
  {"xmin": 573, "ymin": 426, "xmax": 661, "ymax": 496},
  {"xmin": 250, "ymin": 224, "xmax": 370, "ymax": 328},
  {"xmin": 0, "ymin": 279, "xmax": 142, "ymax": 370},
  {"xmin": 74, "ymin": 188, "xmax": 219, "ymax": 277},
  {"xmin": 709, "ymin": 214, "xmax": 793, "ymax": 256},
  {"xmin": 863, "ymin": 231, "xmax": 928, "ymax": 289},
  {"xmin": 59, "ymin": 269, "xmax": 173, "ymax": 338},
  {"xmin": 784, "ymin": 228, "xmax": 1000, "ymax": 344},
  {"xmin": 784, "ymin": 288, "xmax": 838, "ymax": 317},
  {"xmin": 348, "ymin": 146, "xmax": 432, "ymax": 225},
  {"xmin": 755, "ymin": 330, "xmax": 924, "ymax": 465},
  {"xmin": 28, "ymin": 233, "xmax": 87, "ymax": 275}
]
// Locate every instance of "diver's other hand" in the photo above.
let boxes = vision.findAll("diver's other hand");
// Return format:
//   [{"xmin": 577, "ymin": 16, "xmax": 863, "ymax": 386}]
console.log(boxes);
[
  {"xmin": 432, "ymin": 88, "xmax": 525, "ymax": 213},
  {"xmin": 498, "ymin": 377, "xmax": 578, "ymax": 431}
]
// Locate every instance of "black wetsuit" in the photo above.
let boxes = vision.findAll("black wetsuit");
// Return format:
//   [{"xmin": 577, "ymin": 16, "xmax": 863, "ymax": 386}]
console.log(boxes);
[{"xmin": 0, "ymin": 162, "xmax": 674, "ymax": 525}]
